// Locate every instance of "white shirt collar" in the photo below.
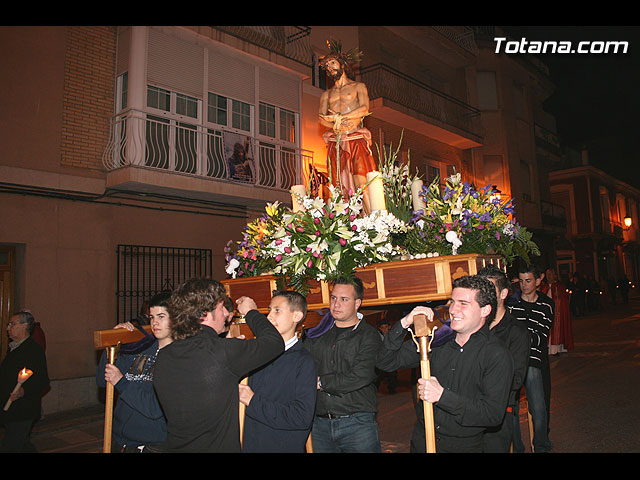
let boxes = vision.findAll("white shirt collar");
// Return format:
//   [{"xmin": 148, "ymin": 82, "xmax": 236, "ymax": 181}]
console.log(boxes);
[{"xmin": 284, "ymin": 335, "xmax": 298, "ymax": 351}]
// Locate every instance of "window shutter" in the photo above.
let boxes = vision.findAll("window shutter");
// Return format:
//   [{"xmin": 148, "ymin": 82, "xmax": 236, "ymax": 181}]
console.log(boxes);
[
  {"xmin": 116, "ymin": 26, "xmax": 130, "ymax": 76},
  {"xmin": 259, "ymin": 68, "xmax": 299, "ymax": 111},
  {"xmin": 208, "ymin": 49, "xmax": 255, "ymax": 104},
  {"xmin": 147, "ymin": 27, "xmax": 204, "ymax": 98}
]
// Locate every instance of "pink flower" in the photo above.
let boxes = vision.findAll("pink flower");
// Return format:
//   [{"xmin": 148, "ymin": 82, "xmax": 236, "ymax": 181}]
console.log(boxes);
[
  {"xmin": 275, "ymin": 254, "xmax": 282, "ymax": 262},
  {"xmin": 275, "ymin": 239, "xmax": 282, "ymax": 245},
  {"xmin": 351, "ymin": 224, "xmax": 358, "ymax": 231},
  {"xmin": 307, "ymin": 260, "xmax": 313, "ymax": 268},
  {"xmin": 284, "ymin": 247, "xmax": 291, "ymax": 253},
  {"xmin": 296, "ymin": 226, "xmax": 304, "ymax": 233},
  {"xmin": 315, "ymin": 230, "xmax": 321, "ymax": 236},
  {"xmin": 339, "ymin": 238, "xmax": 347, "ymax": 246},
  {"xmin": 314, "ymin": 217, "xmax": 320, "ymax": 225}
]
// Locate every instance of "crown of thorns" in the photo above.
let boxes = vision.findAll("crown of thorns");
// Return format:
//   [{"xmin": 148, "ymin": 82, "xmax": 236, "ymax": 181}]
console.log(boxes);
[{"xmin": 318, "ymin": 38, "xmax": 364, "ymax": 69}]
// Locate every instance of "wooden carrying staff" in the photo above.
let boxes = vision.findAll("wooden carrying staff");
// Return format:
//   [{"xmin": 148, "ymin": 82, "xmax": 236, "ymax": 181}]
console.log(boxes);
[
  {"xmin": 411, "ymin": 314, "xmax": 437, "ymax": 453},
  {"xmin": 94, "ymin": 325, "xmax": 153, "ymax": 453}
]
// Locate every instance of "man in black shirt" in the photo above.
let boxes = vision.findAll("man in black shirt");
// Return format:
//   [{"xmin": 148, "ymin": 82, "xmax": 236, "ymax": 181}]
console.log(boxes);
[
  {"xmin": 377, "ymin": 275, "xmax": 513, "ymax": 453},
  {"xmin": 478, "ymin": 265, "xmax": 530, "ymax": 452},
  {"xmin": 304, "ymin": 276, "xmax": 382, "ymax": 453}
]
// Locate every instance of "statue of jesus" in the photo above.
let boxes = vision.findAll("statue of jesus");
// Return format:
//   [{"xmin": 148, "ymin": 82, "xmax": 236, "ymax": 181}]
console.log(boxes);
[{"xmin": 318, "ymin": 40, "xmax": 377, "ymax": 214}]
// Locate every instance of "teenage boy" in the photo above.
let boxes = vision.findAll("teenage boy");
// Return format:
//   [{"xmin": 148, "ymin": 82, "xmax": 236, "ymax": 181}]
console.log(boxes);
[
  {"xmin": 96, "ymin": 291, "xmax": 173, "ymax": 452},
  {"xmin": 239, "ymin": 291, "xmax": 317, "ymax": 453}
]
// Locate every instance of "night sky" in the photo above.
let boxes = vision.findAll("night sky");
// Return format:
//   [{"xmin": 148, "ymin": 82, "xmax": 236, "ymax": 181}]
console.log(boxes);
[{"xmin": 501, "ymin": 26, "xmax": 640, "ymax": 189}]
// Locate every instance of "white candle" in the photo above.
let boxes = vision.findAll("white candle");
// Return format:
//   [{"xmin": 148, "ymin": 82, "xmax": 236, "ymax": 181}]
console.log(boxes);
[
  {"xmin": 3, "ymin": 367, "xmax": 33, "ymax": 411},
  {"xmin": 412, "ymin": 179, "xmax": 426, "ymax": 212},
  {"xmin": 366, "ymin": 171, "xmax": 386, "ymax": 212},
  {"xmin": 290, "ymin": 185, "xmax": 306, "ymax": 212}
]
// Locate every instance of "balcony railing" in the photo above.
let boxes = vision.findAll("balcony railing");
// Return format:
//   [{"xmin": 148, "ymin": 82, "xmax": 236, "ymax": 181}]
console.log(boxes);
[
  {"xmin": 102, "ymin": 109, "xmax": 311, "ymax": 193},
  {"xmin": 360, "ymin": 63, "xmax": 482, "ymax": 140},
  {"xmin": 212, "ymin": 26, "xmax": 314, "ymax": 68}
]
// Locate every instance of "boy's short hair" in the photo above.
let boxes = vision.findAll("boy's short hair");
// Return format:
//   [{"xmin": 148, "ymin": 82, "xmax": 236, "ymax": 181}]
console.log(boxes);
[
  {"xmin": 272, "ymin": 290, "xmax": 307, "ymax": 318},
  {"xmin": 518, "ymin": 263, "xmax": 543, "ymax": 278},
  {"xmin": 477, "ymin": 264, "xmax": 512, "ymax": 294},
  {"xmin": 149, "ymin": 291, "xmax": 172, "ymax": 309},
  {"xmin": 332, "ymin": 276, "xmax": 364, "ymax": 301}
]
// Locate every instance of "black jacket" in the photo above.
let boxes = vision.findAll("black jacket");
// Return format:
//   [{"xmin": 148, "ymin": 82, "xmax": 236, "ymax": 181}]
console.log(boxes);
[
  {"xmin": 152, "ymin": 310, "xmax": 284, "ymax": 452},
  {"xmin": 0, "ymin": 336, "xmax": 49, "ymax": 424},
  {"xmin": 489, "ymin": 310, "xmax": 530, "ymax": 407},
  {"xmin": 303, "ymin": 319, "xmax": 381, "ymax": 416}
]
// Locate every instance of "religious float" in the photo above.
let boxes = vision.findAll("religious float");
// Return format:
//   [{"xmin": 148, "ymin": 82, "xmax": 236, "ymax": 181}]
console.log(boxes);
[
  {"xmin": 220, "ymin": 146, "xmax": 540, "ymax": 333},
  {"xmin": 94, "ymin": 39, "xmax": 540, "ymax": 453}
]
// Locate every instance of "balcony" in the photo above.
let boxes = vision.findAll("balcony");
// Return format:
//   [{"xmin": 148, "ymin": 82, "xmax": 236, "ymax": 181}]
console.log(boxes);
[
  {"xmin": 541, "ymin": 200, "xmax": 567, "ymax": 233},
  {"xmin": 102, "ymin": 109, "xmax": 312, "ymax": 209},
  {"xmin": 360, "ymin": 63, "xmax": 483, "ymax": 149},
  {"xmin": 211, "ymin": 26, "xmax": 314, "ymax": 68}
]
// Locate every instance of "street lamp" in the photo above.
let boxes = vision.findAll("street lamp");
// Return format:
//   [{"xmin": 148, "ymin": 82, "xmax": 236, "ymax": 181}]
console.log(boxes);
[{"xmin": 624, "ymin": 216, "xmax": 632, "ymax": 230}]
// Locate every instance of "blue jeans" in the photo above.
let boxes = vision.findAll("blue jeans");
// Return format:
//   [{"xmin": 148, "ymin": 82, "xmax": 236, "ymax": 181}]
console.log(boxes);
[
  {"xmin": 513, "ymin": 366, "xmax": 553, "ymax": 453},
  {"xmin": 311, "ymin": 412, "xmax": 381, "ymax": 453}
]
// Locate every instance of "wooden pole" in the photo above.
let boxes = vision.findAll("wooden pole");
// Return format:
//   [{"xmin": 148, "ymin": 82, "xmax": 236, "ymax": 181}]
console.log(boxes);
[
  {"xmin": 239, "ymin": 376, "xmax": 248, "ymax": 447},
  {"xmin": 414, "ymin": 314, "xmax": 436, "ymax": 453},
  {"xmin": 94, "ymin": 326, "xmax": 152, "ymax": 453},
  {"xmin": 103, "ymin": 345, "xmax": 118, "ymax": 453}
]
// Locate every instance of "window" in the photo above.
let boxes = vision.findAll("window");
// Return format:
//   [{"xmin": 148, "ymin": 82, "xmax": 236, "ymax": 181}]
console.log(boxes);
[
  {"xmin": 176, "ymin": 93, "xmax": 199, "ymax": 119},
  {"xmin": 426, "ymin": 165, "xmax": 440, "ymax": 185},
  {"xmin": 145, "ymin": 85, "xmax": 201, "ymax": 173},
  {"xmin": 115, "ymin": 244, "xmax": 212, "ymax": 324},
  {"xmin": 280, "ymin": 108, "xmax": 296, "ymax": 143},
  {"xmin": 258, "ymin": 102, "xmax": 298, "ymax": 145},
  {"xmin": 116, "ymin": 72, "xmax": 128, "ymax": 112},
  {"xmin": 207, "ymin": 93, "xmax": 251, "ymax": 133},
  {"xmin": 232, "ymin": 100, "xmax": 251, "ymax": 132},
  {"xmin": 259, "ymin": 102, "xmax": 276, "ymax": 138},
  {"xmin": 208, "ymin": 93, "xmax": 227, "ymax": 126},
  {"xmin": 147, "ymin": 85, "xmax": 171, "ymax": 112}
]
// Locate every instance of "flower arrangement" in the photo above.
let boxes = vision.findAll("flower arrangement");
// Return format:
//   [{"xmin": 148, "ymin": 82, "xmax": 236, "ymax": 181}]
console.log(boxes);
[
  {"xmin": 224, "ymin": 202, "xmax": 285, "ymax": 279},
  {"xmin": 376, "ymin": 133, "xmax": 420, "ymax": 224},
  {"xmin": 404, "ymin": 170, "xmax": 540, "ymax": 264},
  {"xmin": 224, "ymin": 185, "xmax": 408, "ymax": 293},
  {"xmin": 224, "ymin": 143, "xmax": 540, "ymax": 291}
]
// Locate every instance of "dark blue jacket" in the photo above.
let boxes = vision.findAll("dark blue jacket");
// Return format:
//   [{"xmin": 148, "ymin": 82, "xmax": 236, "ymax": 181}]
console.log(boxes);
[
  {"xmin": 242, "ymin": 339, "xmax": 317, "ymax": 452},
  {"xmin": 97, "ymin": 339, "xmax": 166, "ymax": 448}
]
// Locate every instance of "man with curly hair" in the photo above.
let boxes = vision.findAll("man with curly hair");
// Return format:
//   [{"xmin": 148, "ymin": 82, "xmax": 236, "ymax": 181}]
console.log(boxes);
[{"xmin": 151, "ymin": 278, "xmax": 284, "ymax": 452}]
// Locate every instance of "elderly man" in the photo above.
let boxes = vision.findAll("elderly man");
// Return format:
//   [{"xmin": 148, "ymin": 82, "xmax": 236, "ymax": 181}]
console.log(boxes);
[
  {"xmin": 0, "ymin": 310, "xmax": 49, "ymax": 452},
  {"xmin": 377, "ymin": 275, "xmax": 513, "ymax": 453}
]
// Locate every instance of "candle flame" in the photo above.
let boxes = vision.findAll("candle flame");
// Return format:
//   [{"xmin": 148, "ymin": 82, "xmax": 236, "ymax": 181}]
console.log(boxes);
[{"xmin": 18, "ymin": 368, "xmax": 33, "ymax": 381}]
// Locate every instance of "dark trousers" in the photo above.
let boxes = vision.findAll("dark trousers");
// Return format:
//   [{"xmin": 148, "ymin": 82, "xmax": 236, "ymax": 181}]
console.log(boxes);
[{"xmin": 0, "ymin": 419, "xmax": 37, "ymax": 453}]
